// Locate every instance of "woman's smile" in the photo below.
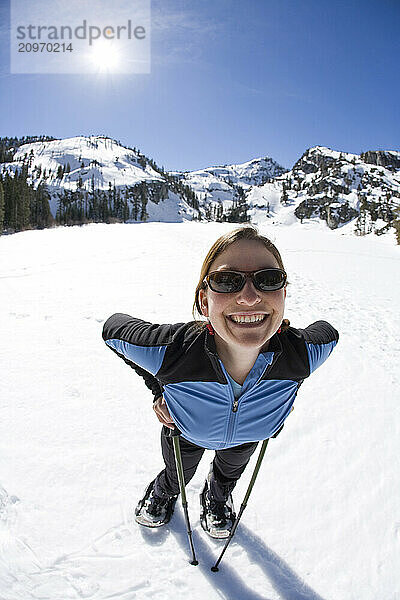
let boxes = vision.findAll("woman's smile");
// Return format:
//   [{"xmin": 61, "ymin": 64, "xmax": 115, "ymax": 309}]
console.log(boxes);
[
  {"xmin": 227, "ymin": 312, "xmax": 269, "ymax": 326},
  {"xmin": 199, "ymin": 239, "xmax": 286, "ymax": 354}
]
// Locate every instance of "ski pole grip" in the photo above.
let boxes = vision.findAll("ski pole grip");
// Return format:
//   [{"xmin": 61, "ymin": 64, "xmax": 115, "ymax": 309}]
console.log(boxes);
[{"xmin": 166, "ymin": 425, "xmax": 181, "ymax": 437}]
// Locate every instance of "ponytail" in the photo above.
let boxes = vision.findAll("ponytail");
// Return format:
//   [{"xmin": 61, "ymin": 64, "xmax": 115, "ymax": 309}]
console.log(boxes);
[{"xmin": 278, "ymin": 318, "xmax": 290, "ymax": 333}]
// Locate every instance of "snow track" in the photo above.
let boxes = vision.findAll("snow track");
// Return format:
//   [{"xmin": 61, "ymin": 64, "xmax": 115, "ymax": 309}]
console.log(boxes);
[
  {"xmin": 0, "ymin": 222, "xmax": 399, "ymax": 599},
  {"xmin": 0, "ymin": 488, "xmax": 328, "ymax": 600}
]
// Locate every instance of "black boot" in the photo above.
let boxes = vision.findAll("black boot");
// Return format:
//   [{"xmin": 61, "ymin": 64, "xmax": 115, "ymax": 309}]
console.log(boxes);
[
  {"xmin": 135, "ymin": 479, "xmax": 178, "ymax": 528},
  {"xmin": 200, "ymin": 466, "xmax": 236, "ymax": 539}
]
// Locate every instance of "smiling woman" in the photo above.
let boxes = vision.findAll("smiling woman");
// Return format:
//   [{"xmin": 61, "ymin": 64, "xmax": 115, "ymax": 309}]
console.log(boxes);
[
  {"xmin": 102, "ymin": 225, "xmax": 339, "ymax": 538},
  {"xmin": 197, "ymin": 238, "xmax": 287, "ymax": 384}
]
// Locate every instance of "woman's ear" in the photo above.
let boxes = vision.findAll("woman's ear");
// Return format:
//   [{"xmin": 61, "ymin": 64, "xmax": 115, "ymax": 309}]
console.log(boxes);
[{"xmin": 198, "ymin": 288, "xmax": 209, "ymax": 317}]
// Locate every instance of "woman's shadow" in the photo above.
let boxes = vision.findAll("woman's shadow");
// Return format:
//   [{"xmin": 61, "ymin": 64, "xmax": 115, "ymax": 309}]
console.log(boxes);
[{"xmin": 140, "ymin": 510, "xmax": 327, "ymax": 600}]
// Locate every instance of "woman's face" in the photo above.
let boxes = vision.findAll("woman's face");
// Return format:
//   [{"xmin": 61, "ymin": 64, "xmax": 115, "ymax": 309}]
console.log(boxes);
[{"xmin": 199, "ymin": 239, "xmax": 286, "ymax": 352}]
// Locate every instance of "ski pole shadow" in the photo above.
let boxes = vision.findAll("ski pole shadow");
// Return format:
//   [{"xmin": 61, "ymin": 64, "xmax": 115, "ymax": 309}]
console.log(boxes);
[
  {"xmin": 170, "ymin": 511, "xmax": 327, "ymax": 600},
  {"xmin": 235, "ymin": 525, "xmax": 327, "ymax": 600},
  {"xmin": 169, "ymin": 511, "xmax": 272, "ymax": 600}
]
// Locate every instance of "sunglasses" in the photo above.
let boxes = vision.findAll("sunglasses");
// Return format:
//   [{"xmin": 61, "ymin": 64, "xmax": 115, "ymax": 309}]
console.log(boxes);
[{"xmin": 204, "ymin": 268, "xmax": 287, "ymax": 293}]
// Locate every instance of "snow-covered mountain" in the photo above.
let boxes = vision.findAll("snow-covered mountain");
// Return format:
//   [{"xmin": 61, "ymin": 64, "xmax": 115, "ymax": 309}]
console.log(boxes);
[
  {"xmin": 245, "ymin": 146, "xmax": 400, "ymax": 235},
  {"xmin": 1, "ymin": 136, "xmax": 198, "ymax": 222},
  {"xmin": 8, "ymin": 136, "xmax": 163, "ymax": 189},
  {"xmin": 1, "ymin": 136, "xmax": 399, "ymax": 239},
  {"xmin": 172, "ymin": 157, "xmax": 287, "ymax": 214}
]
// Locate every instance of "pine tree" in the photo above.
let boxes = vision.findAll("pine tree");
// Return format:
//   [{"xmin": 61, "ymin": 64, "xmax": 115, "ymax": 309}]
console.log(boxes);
[
  {"xmin": 28, "ymin": 149, "xmax": 35, "ymax": 167},
  {"xmin": 99, "ymin": 190, "xmax": 109, "ymax": 222},
  {"xmin": 0, "ymin": 180, "xmax": 4, "ymax": 234},
  {"xmin": 392, "ymin": 206, "xmax": 400, "ymax": 245},
  {"xmin": 355, "ymin": 196, "xmax": 371, "ymax": 236},
  {"xmin": 123, "ymin": 198, "xmax": 130, "ymax": 222},
  {"xmin": 280, "ymin": 182, "xmax": 289, "ymax": 205},
  {"xmin": 130, "ymin": 187, "xmax": 140, "ymax": 221},
  {"xmin": 2, "ymin": 172, "xmax": 14, "ymax": 230},
  {"xmin": 31, "ymin": 182, "xmax": 52, "ymax": 229},
  {"xmin": 140, "ymin": 181, "xmax": 148, "ymax": 221},
  {"xmin": 15, "ymin": 167, "xmax": 31, "ymax": 231}
]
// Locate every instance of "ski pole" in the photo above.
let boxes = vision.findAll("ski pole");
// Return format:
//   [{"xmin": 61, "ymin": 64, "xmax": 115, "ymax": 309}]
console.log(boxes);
[
  {"xmin": 169, "ymin": 427, "xmax": 199, "ymax": 566},
  {"xmin": 211, "ymin": 437, "xmax": 270, "ymax": 572}
]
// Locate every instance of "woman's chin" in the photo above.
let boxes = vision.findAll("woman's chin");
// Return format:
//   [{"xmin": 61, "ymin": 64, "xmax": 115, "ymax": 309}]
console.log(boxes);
[{"xmin": 216, "ymin": 324, "xmax": 273, "ymax": 351}]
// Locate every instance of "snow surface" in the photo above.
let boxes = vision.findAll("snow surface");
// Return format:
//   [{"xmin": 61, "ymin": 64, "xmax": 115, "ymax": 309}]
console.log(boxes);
[{"xmin": 0, "ymin": 221, "xmax": 399, "ymax": 600}]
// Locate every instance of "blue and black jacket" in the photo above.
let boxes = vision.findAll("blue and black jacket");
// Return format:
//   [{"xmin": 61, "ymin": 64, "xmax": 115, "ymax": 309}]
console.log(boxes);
[{"xmin": 102, "ymin": 315, "xmax": 339, "ymax": 450}]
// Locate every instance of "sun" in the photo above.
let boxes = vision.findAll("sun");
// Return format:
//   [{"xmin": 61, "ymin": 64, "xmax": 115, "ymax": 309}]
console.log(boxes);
[{"xmin": 88, "ymin": 40, "xmax": 122, "ymax": 73}]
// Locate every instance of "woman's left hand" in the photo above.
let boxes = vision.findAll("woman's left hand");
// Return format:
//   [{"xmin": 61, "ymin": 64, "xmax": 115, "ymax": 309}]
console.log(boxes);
[{"xmin": 153, "ymin": 396, "xmax": 175, "ymax": 429}]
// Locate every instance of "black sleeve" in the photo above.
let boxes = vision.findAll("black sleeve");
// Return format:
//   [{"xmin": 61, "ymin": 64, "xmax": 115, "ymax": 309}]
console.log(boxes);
[
  {"xmin": 297, "ymin": 320, "xmax": 339, "ymax": 375},
  {"xmin": 102, "ymin": 313, "xmax": 167, "ymax": 402},
  {"xmin": 299, "ymin": 320, "xmax": 339, "ymax": 345},
  {"xmin": 127, "ymin": 361, "xmax": 164, "ymax": 403}
]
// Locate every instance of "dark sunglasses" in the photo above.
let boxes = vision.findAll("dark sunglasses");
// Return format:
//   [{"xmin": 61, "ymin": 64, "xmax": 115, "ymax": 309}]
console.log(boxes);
[{"xmin": 203, "ymin": 268, "xmax": 287, "ymax": 293}]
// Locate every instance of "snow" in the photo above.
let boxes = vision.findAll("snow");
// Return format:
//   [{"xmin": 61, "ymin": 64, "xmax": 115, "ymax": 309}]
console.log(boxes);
[
  {"xmin": 4, "ymin": 136, "xmax": 163, "ymax": 192},
  {"xmin": 2, "ymin": 137, "xmax": 399, "ymax": 239},
  {"xmin": 1, "ymin": 136, "xmax": 199, "ymax": 223},
  {"xmin": 0, "ymin": 221, "xmax": 399, "ymax": 600},
  {"xmin": 176, "ymin": 156, "xmax": 286, "ymax": 187},
  {"xmin": 173, "ymin": 156, "xmax": 287, "ymax": 210}
]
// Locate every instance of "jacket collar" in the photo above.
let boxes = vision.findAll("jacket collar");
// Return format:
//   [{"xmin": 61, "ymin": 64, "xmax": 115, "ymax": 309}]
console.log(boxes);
[{"xmin": 264, "ymin": 331, "xmax": 283, "ymax": 355}]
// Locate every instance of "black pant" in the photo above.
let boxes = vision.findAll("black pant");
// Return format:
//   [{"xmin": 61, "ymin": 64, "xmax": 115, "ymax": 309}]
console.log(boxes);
[{"xmin": 154, "ymin": 426, "xmax": 259, "ymax": 500}]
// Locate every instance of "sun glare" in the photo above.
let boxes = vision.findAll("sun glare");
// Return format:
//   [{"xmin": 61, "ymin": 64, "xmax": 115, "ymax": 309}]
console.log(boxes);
[{"xmin": 88, "ymin": 41, "xmax": 122, "ymax": 72}]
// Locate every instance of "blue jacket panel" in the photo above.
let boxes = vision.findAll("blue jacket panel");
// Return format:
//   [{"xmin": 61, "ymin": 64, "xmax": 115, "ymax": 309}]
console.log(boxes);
[{"xmin": 103, "ymin": 315, "xmax": 339, "ymax": 449}]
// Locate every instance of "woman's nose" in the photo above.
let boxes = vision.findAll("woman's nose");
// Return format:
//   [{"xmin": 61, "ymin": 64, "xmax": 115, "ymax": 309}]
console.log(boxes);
[{"xmin": 236, "ymin": 279, "xmax": 261, "ymax": 305}]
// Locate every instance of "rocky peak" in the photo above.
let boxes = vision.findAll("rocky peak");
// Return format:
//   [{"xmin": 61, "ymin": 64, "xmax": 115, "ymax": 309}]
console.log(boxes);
[
  {"xmin": 360, "ymin": 150, "xmax": 400, "ymax": 170},
  {"xmin": 292, "ymin": 146, "xmax": 344, "ymax": 175}
]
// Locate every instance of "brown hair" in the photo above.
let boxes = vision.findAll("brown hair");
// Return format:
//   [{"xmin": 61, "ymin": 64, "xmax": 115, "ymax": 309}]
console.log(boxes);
[{"xmin": 192, "ymin": 225, "xmax": 290, "ymax": 332}]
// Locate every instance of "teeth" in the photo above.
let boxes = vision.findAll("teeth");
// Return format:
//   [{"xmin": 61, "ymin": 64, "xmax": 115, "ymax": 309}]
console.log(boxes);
[{"xmin": 230, "ymin": 314, "xmax": 266, "ymax": 324}]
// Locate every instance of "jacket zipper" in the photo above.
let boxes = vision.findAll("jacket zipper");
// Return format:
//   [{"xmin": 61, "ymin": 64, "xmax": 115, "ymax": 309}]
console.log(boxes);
[
  {"xmin": 215, "ymin": 360, "xmax": 237, "ymax": 446},
  {"xmin": 225, "ymin": 385, "xmax": 237, "ymax": 445},
  {"xmin": 207, "ymin": 354, "xmax": 237, "ymax": 444},
  {"xmin": 226, "ymin": 356, "xmax": 280, "ymax": 444},
  {"xmin": 211, "ymin": 350, "xmax": 280, "ymax": 447}
]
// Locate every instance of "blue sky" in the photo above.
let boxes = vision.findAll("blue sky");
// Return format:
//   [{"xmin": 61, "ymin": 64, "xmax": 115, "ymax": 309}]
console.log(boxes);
[{"xmin": 0, "ymin": 0, "xmax": 399, "ymax": 171}]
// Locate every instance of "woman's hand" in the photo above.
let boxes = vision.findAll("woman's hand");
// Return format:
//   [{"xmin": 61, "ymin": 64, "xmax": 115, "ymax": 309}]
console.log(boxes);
[{"xmin": 153, "ymin": 396, "xmax": 175, "ymax": 429}]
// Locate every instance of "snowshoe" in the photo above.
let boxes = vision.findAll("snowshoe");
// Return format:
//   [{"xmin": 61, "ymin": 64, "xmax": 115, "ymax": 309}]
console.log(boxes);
[
  {"xmin": 135, "ymin": 479, "xmax": 178, "ymax": 528},
  {"xmin": 200, "ymin": 468, "xmax": 236, "ymax": 539}
]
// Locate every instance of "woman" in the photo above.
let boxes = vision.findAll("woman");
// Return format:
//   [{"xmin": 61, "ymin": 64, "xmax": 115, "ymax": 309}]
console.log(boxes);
[{"xmin": 102, "ymin": 226, "xmax": 339, "ymax": 538}]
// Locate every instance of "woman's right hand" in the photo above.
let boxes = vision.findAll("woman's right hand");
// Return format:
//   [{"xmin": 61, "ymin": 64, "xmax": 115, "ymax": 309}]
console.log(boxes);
[{"xmin": 153, "ymin": 396, "xmax": 175, "ymax": 429}]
